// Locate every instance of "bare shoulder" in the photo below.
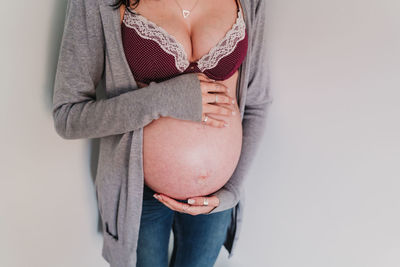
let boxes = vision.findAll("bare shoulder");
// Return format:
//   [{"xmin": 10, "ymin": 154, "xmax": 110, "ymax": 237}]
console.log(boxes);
[{"xmin": 119, "ymin": 4, "xmax": 126, "ymax": 24}]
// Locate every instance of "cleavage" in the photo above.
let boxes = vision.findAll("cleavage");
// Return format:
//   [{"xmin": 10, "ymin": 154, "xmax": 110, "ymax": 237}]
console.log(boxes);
[{"xmin": 122, "ymin": 3, "xmax": 242, "ymax": 64}]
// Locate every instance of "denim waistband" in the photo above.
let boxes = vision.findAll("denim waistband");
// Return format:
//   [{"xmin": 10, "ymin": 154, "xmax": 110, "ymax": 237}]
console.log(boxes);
[
  {"xmin": 143, "ymin": 183, "xmax": 187, "ymax": 203},
  {"xmin": 143, "ymin": 183, "xmax": 155, "ymax": 197}
]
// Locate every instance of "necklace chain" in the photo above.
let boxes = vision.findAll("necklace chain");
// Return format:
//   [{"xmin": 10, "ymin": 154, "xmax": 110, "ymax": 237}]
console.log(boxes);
[{"xmin": 173, "ymin": 0, "xmax": 201, "ymax": 18}]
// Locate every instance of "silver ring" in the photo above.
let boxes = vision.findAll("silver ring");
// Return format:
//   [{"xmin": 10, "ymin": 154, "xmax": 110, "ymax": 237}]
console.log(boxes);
[
  {"xmin": 215, "ymin": 95, "xmax": 218, "ymax": 103},
  {"xmin": 203, "ymin": 197, "xmax": 209, "ymax": 206},
  {"xmin": 203, "ymin": 115, "xmax": 208, "ymax": 122}
]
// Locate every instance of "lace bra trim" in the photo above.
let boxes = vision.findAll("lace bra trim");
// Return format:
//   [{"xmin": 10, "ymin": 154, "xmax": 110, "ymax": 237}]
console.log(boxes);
[
  {"xmin": 123, "ymin": 9, "xmax": 188, "ymax": 71},
  {"xmin": 197, "ymin": 9, "xmax": 246, "ymax": 72},
  {"xmin": 122, "ymin": 7, "xmax": 246, "ymax": 72}
]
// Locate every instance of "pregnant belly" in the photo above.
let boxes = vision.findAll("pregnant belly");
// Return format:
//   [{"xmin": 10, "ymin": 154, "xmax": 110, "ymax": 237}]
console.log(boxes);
[{"xmin": 143, "ymin": 105, "xmax": 242, "ymax": 200}]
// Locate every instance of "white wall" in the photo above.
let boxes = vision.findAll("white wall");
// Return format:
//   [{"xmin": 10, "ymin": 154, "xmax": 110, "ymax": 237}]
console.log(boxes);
[{"xmin": 1, "ymin": 0, "xmax": 399, "ymax": 266}]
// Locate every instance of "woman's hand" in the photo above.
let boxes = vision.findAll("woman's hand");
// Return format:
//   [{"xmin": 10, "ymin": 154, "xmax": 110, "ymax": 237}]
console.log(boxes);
[
  {"xmin": 136, "ymin": 81, "xmax": 149, "ymax": 88},
  {"xmin": 197, "ymin": 73, "xmax": 236, "ymax": 128},
  {"xmin": 153, "ymin": 193, "xmax": 220, "ymax": 215},
  {"xmin": 136, "ymin": 74, "xmax": 235, "ymax": 128}
]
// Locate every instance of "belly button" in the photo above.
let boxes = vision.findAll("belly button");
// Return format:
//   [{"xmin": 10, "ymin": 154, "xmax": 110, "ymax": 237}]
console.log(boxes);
[{"xmin": 196, "ymin": 174, "xmax": 209, "ymax": 185}]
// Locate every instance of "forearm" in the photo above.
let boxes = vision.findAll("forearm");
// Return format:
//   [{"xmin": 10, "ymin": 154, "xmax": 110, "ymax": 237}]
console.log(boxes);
[
  {"xmin": 52, "ymin": 0, "xmax": 202, "ymax": 140},
  {"xmin": 53, "ymin": 72, "xmax": 202, "ymax": 140}
]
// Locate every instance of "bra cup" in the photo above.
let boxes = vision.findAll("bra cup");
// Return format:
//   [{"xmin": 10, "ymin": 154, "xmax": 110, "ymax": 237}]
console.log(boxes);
[
  {"xmin": 121, "ymin": 8, "xmax": 249, "ymax": 83},
  {"xmin": 202, "ymin": 33, "xmax": 249, "ymax": 81}
]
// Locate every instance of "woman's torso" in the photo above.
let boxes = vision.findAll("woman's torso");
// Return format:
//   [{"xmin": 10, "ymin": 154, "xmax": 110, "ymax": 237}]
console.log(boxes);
[{"xmin": 120, "ymin": 0, "xmax": 247, "ymax": 199}]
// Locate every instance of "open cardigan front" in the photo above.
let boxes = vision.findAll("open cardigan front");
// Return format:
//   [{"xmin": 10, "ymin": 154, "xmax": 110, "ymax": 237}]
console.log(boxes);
[{"xmin": 52, "ymin": 0, "xmax": 272, "ymax": 266}]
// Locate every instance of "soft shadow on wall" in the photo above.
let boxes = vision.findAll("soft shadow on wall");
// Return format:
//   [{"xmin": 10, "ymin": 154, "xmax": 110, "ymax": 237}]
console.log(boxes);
[{"xmin": 47, "ymin": 0, "xmax": 106, "ymax": 236}]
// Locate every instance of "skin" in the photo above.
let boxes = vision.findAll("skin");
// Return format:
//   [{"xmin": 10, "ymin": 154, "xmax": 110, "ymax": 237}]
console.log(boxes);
[
  {"xmin": 120, "ymin": 0, "xmax": 243, "ymax": 214},
  {"xmin": 154, "ymin": 193, "xmax": 220, "ymax": 214}
]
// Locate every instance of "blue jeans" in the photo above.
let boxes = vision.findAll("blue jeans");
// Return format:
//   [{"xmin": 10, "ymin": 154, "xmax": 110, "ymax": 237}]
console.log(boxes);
[{"xmin": 136, "ymin": 184, "xmax": 233, "ymax": 267}]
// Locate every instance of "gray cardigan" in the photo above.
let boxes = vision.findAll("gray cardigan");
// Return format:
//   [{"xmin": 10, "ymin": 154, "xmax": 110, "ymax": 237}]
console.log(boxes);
[{"xmin": 52, "ymin": 0, "xmax": 272, "ymax": 266}]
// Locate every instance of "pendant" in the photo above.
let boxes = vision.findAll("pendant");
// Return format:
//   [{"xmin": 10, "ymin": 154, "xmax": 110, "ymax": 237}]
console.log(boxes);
[{"xmin": 182, "ymin": 9, "xmax": 190, "ymax": 18}]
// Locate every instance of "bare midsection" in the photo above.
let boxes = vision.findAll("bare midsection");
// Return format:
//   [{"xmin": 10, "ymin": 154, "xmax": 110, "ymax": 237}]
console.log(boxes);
[{"xmin": 142, "ymin": 71, "xmax": 242, "ymax": 199}]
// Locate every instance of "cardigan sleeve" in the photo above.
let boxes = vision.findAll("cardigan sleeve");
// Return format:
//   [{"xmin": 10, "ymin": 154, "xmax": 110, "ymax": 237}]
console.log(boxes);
[
  {"xmin": 208, "ymin": 0, "xmax": 273, "ymax": 214},
  {"xmin": 52, "ymin": 0, "xmax": 202, "ymax": 140}
]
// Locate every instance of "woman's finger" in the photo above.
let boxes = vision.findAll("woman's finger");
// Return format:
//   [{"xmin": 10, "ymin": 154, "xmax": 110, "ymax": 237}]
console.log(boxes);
[
  {"xmin": 155, "ymin": 194, "xmax": 215, "ymax": 215},
  {"xmin": 136, "ymin": 81, "xmax": 149, "ymax": 88},
  {"xmin": 197, "ymin": 72, "xmax": 215, "ymax": 82},
  {"xmin": 203, "ymin": 103, "xmax": 234, "ymax": 116},
  {"xmin": 187, "ymin": 195, "xmax": 219, "ymax": 207},
  {"xmin": 155, "ymin": 195, "xmax": 181, "ymax": 212},
  {"xmin": 154, "ymin": 194, "xmax": 190, "ymax": 213},
  {"xmin": 204, "ymin": 93, "xmax": 234, "ymax": 105},
  {"xmin": 183, "ymin": 205, "xmax": 216, "ymax": 215},
  {"xmin": 200, "ymin": 80, "xmax": 229, "ymax": 95},
  {"xmin": 197, "ymin": 73, "xmax": 215, "ymax": 82},
  {"xmin": 162, "ymin": 199, "xmax": 182, "ymax": 212}
]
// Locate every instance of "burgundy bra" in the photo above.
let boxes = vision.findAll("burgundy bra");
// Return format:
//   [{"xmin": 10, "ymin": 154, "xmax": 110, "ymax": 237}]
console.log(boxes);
[{"xmin": 121, "ymin": 0, "xmax": 248, "ymax": 84}]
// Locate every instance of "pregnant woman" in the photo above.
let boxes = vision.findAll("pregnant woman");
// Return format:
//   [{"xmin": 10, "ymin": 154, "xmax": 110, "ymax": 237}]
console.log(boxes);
[
  {"xmin": 120, "ymin": 0, "xmax": 245, "ymax": 265},
  {"xmin": 52, "ymin": 0, "xmax": 270, "ymax": 266},
  {"xmin": 120, "ymin": 0, "xmax": 246, "ymax": 200}
]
